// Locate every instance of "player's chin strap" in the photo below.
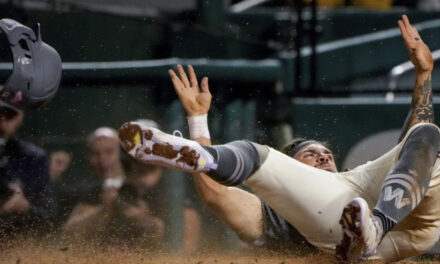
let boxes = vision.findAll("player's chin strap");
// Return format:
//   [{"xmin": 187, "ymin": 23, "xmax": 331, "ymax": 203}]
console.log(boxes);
[{"xmin": 187, "ymin": 114, "xmax": 210, "ymax": 140}]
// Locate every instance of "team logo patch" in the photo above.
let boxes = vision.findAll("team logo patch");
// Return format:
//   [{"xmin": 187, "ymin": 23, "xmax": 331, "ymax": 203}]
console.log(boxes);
[{"xmin": 383, "ymin": 186, "xmax": 410, "ymax": 209}]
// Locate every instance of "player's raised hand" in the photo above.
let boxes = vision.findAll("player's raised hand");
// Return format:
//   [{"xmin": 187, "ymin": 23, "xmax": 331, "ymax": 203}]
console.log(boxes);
[
  {"xmin": 398, "ymin": 15, "xmax": 433, "ymax": 74},
  {"xmin": 168, "ymin": 65, "xmax": 212, "ymax": 116}
]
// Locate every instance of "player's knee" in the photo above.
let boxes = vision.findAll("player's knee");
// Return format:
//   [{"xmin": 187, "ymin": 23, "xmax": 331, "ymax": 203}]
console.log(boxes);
[
  {"xmin": 407, "ymin": 124, "xmax": 440, "ymax": 147},
  {"xmin": 227, "ymin": 140, "xmax": 268, "ymax": 164},
  {"xmin": 249, "ymin": 142, "xmax": 269, "ymax": 165}
]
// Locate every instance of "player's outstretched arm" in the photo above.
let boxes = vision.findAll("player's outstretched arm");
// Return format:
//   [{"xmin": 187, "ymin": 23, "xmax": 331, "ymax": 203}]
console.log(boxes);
[
  {"xmin": 169, "ymin": 65, "xmax": 212, "ymax": 118},
  {"xmin": 398, "ymin": 15, "xmax": 434, "ymax": 142},
  {"xmin": 169, "ymin": 65, "xmax": 264, "ymax": 241}
]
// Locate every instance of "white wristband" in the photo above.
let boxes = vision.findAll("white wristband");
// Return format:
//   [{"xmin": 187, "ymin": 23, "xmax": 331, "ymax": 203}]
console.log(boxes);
[{"xmin": 187, "ymin": 114, "xmax": 210, "ymax": 140}]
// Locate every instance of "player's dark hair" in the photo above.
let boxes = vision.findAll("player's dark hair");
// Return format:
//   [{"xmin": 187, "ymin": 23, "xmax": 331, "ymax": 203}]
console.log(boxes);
[{"xmin": 281, "ymin": 137, "xmax": 332, "ymax": 158}]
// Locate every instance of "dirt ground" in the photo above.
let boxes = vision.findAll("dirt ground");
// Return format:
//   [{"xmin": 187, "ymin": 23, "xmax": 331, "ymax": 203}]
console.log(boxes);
[{"xmin": 1, "ymin": 240, "xmax": 440, "ymax": 264}]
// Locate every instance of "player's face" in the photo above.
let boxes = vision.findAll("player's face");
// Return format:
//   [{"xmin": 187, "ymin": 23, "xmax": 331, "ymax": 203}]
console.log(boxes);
[
  {"xmin": 88, "ymin": 136, "xmax": 121, "ymax": 178},
  {"xmin": 293, "ymin": 143, "xmax": 337, "ymax": 172}
]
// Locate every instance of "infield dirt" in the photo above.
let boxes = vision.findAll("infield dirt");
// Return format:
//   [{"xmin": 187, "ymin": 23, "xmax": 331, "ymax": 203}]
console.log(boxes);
[{"xmin": 1, "ymin": 239, "xmax": 439, "ymax": 264}]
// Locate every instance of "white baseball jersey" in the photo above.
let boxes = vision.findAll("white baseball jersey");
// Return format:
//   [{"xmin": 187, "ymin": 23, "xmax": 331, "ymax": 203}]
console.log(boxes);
[{"xmin": 244, "ymin": 123, "xmax": 440, "ymax": 262}]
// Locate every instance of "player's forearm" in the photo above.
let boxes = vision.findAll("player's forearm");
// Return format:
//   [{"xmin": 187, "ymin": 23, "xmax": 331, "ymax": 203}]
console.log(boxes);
[
  {"xmin": 205, "ymin": 185, "xmax": 263, "ymax": 242},
  {"xmin": 192, "ymin": 139, "xmax": 263, "ymax": 242},
  {"xmin": 193, "ymin": 171, "xmax": 228, "ymax": 206},
  {"xmin": 399, "ymin": 71, "xmax": 433, "ymax": 142},
  {"xmin": 194, "ymin": 136, "xmax": 211, "ymax": 146},
  {"xmin": 192, "ymin": 136, "xmax": 230, "ymax": 204},
  {"xmin": 188, "ymin": 116, "xmax": 230, "ymax": 204},
  {"xmin": 189, "ymin": 115, "xmax": 263, "ymax": 241}
]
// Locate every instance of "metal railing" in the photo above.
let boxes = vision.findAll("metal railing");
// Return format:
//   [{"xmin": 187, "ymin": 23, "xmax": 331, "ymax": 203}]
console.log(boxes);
[
  {"xmin": 387, "ymin": 49, "xmax": 440, "ymax": 91},
  {"xmin": 230, "ymin": 0, "xmax": 271, "ymax": 13}
]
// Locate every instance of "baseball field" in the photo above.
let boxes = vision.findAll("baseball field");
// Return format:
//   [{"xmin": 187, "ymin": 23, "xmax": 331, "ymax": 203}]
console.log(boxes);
[{"xmin": 1, "ymin": 238, "xmax": 439, "ymax": 264}]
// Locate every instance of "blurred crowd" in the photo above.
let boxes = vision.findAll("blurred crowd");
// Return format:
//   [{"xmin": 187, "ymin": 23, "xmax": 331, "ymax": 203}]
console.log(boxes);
[{"xmin": 0, "ymin": 104, "xmax": 201, "ymax": 253}]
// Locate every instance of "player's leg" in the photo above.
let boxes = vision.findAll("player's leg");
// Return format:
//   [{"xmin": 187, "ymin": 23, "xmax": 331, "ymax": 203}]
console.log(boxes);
[
  {"xmin": 196, "ymin": 140, "xmax": 267, "ymax": 186},
  {"xmin": 337, "ymin": 123, "xmax": 440, "ymax": 261},
  {"xmin": 374, "ymin": 124, "xmax": 439, "ymax": 235},
  {"xmin": 119, "ymin": 121, "xmax": 358, "ymax": 250},
  {"xmin": 374, "ymin": 182, "xmax": 440, "ymax": 262},
  {"xmin": 242, "ymin": 147, "xmax": 359, "ymax": 250},
  {"xmin": 119, "ymin": 121, "xmax": 265, "ymax": 185}
]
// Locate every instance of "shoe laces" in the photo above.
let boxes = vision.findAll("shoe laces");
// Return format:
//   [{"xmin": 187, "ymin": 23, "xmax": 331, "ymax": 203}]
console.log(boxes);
[{"xmin": 173, "ymin": 130, "xmax": 183, "ymax": 138}]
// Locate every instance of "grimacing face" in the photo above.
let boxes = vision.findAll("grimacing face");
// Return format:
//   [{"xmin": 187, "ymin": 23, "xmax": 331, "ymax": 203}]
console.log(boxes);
[
  {"xmin": 293, "ymin": 143, "xmax": 338, "ymax": 172},
  {"xmin": 88, "ymin": 136, "xmax": 121, "ymax": 178}
]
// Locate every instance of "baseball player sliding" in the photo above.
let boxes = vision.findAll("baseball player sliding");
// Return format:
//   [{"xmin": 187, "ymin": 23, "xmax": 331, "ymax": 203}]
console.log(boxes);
[{"xmin": 119, "ymin": 15, "xmax": 439, "ymax": 262}]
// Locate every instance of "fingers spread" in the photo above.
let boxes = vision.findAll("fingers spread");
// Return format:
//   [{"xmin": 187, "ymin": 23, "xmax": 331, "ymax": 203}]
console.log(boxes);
[
  {"xmin": 177, "ymin": 64, "xmax": 190, "ymax": 88},
  {"xmin": 169, "ymin": 69, "xmax": 184, "ymax": 92},
  {"xmin": 201, "ymin": 77, "xmax": 210, "ymax": 94},
  {"xmin": 187, "ymin": 65, "xmax": 199, "ymax": 89}
]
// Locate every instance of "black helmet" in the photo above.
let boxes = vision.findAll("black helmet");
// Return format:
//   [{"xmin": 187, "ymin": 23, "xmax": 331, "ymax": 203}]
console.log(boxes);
[{"xmin": 0, "ymin": 18, "xmax": 61, "ymax": 110}]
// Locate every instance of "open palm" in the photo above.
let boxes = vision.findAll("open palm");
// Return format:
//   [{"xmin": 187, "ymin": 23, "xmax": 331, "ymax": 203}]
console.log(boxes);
[
  {"xmin": 169, "ymin": 65, "xmax": 212, "ymax": 116},
  {"xmin": 398, "ymin": 15, "xmax": 433, "ymax": 73}
]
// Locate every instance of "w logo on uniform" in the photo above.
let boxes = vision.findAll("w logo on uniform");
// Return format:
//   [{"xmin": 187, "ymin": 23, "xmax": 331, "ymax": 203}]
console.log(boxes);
[{"xmin": 383, "ymin": 186, "xmax": 411, "ymax": 209}]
